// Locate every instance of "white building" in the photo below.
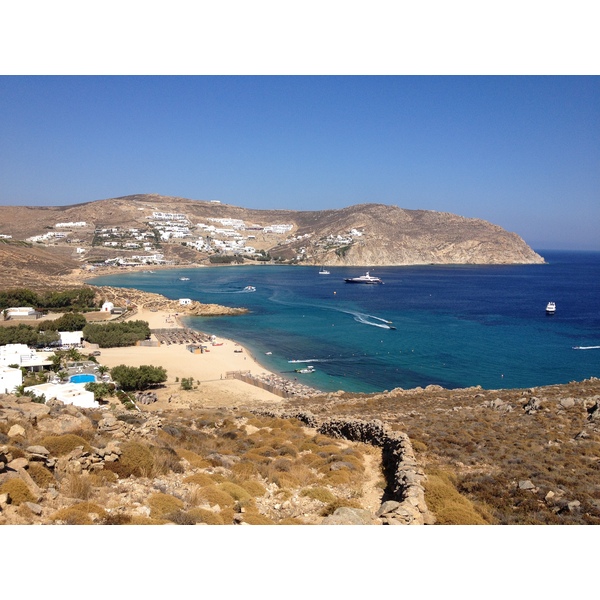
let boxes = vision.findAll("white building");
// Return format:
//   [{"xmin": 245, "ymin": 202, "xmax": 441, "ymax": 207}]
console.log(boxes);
[
  {"xmin": 55, "ymin": 221, "xmax": 87, "ymax": 228},
  {"xmin": 59, "ymin": 331, "xmax": 84, "ymax": 347},
  {"xmin": 0, "ymin": 366, "xmax": 22, "ymax": 394},
  {"xmin": 179, "ymin": 298, "xmax": 192, "ymax": 306},
  {"xmin": 4, "ymin": 307, "xmax": 38, "ymax": 319},
  {"xmin": 101, "ymin": 301, "xmax": 115, "ymax": 312},
  {"xmin": 23, "ymin": 382, "xmax": 97, "ymax": 408},
  {"xmin": 0, "ymin": 344, "xmax": 53, "ymax": 371}
]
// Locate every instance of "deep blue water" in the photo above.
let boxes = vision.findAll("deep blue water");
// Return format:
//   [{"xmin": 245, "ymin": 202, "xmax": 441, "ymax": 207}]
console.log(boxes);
[{"xmin": 88, "ymin": 251, "xmax": 600, "ymax": 394}]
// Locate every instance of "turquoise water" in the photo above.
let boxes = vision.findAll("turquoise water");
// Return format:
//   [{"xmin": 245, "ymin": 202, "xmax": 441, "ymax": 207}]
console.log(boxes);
[
  {"xmin": 69, "ymin": 374, "xmax": 96, "ymax": 384},
  {"xmin": 88, "ymin": 250, "xmax": 600, "ymax": 394}
]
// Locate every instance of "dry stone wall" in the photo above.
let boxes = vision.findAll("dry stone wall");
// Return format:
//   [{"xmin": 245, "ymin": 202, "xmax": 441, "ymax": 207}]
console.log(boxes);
[{"xmin": 254, "ymin": 409, "xmax": 435, "ymax": 525}]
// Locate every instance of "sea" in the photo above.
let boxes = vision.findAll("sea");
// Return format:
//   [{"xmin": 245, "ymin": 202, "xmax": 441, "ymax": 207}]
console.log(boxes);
[{"xmin": 87, "ymin": 250, "xmax": 600, "ymax": 394}]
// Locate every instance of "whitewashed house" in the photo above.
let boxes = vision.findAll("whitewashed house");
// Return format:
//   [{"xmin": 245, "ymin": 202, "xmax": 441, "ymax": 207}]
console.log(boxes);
[
  {"xmin": 101, "ymin": 301, "xmax": 115, "ymax": 312},
  {"xmin": 0, "ymin": 366, "xmax": 22, "ymax": 394},
  {"xmin": 23, "ymin": 382, "xmax": 97, "ymax": 408},
  {"xmin": 179, "ymin": 298, "xmax": 192, "ymax": 306}
]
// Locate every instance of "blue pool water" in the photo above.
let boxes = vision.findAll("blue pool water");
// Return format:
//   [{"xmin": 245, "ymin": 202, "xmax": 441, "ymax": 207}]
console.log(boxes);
[
  {"xmin": 69, "ymin": 374, "xmax": 97, "ymax": 384},
  {"xmin": 87, "ymin": 250, "xmax": 600, "ymax": 394}
]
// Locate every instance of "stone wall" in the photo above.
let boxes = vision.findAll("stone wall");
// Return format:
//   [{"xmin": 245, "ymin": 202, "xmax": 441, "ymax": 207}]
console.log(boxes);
[{"xmin": 253, "ymin": 409, "xmax": 435, "ymax": 525}]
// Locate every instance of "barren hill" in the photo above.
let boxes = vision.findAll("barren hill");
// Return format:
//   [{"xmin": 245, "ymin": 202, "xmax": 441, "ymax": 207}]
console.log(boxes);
[{"xmin": 0, "ymin": 194, "xmax": 544, "ymax": 271}]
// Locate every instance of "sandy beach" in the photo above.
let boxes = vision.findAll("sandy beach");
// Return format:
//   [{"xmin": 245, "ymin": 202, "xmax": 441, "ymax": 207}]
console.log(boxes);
[{"xmin": 95, "ymin": 305, "xmax": 313, "ymax": 410}]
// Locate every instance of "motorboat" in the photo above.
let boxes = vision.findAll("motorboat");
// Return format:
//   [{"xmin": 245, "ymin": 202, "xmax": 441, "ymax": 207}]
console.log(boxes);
[
  {"xmin": 243, "ymin": 286, "xmax": 256, "ymax": 292},
  {"xmin": 344, "ymin": 271, "xmax": 383, "ymax": 284},
  {"xmin": 319, "ymin": 267, "xmax": 331, "ymax": 275},
  {"xmin": 179, "ymin": 277, "xmax": 190, "ymax": 281},
  {"xmin": 295, "ymin": 365, "xmax": 315, "ymax": 374},
  {"xmin": 546, "ymin": 301, "xmax": 556, "ymax": 315}
]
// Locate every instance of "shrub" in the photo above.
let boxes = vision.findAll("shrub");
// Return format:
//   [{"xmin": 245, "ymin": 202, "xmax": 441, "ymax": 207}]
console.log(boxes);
[
  {"xmin": 61, "ymin": 473, "xmax": 93, "ymax": 500},
  {"xmin": 104, "ymin": 440, "xmax": 154, "ymax": 478},
  {"xmin": 165, "ymin": 510, "xmax": 198, "ymax": 525},
  {"xmin": 27, "ymin": 463, "xmax": 55, "ymax": 489},
  {"xmin": 148, "ymin": 492, "xmax": 184, "ymax": 518},
  {"xmin": 183, "ymin": 473, "xmax": 216, "ymax": 487},
  {"xmin": 0, "ymin": 478, "xmax": 36, "ymax": 505},
  {"xmin": 197, "ymin": 485, "xmax": 235, "ymax": 509},
  {"xmin": 151, "ymin": 446, "xmax": 184, "ymax": 475},
  {"xmin": 218, "ymin": 482, "xmax": 252, "ymax": 503},
  {"xmin": 301, "ymin": 487, "xmax": 337, "ymax": 504},
  {"xmin": 231, "ymin": 461, "xmax": 259, "ymax": 479},
  {"xmin": 187, "ymin": 508, "xmax": 225, "ymax": 525},
  {"xmin": 239, "ymin": 480, "xmax": 267, "ymax": 498},
  {"xmin": 50, "ymin": 502, "xmax": 107, "ymax": 524},
  {"xmin": 320, "ymin": 498, "xmax": 363, "ymax": 516},
  {"xmin": 177, "ymin": 449, "xmax": 210, "ymax": 468},
  {"xmin": 242, "ymin": 513, "xmax": 275, "ymax": 525},
  {"xmin": 425, "ymin": 470, "xmax": 490, "ymax": 525},
  {"xmin": 40, "ymin": 434, "xmax": 92, "ymax": 456}
]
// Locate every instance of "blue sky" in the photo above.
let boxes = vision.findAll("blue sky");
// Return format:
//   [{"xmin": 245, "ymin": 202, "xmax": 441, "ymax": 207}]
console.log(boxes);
[{"xmin": 1, "ymin": 76, "xmax": 598, "ymax": 250}]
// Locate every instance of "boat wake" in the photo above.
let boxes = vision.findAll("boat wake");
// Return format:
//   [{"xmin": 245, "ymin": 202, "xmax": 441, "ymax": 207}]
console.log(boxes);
[
  {"xmin": 573, "ymin": 345, "xmax": 600, "ymax": 350},
  {"xmin": 349, "ymin": 311, "xmax": 395, "ymax": 329}
]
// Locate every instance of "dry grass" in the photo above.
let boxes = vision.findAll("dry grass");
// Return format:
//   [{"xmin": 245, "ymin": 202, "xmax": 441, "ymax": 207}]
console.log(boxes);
[
  {"xmin": 0, "ymin": 478, "xmax": 36, "ymax": 505},
  {"xmin": 39, "ymin": 434, "xmax": 92, "ymax": 456}
]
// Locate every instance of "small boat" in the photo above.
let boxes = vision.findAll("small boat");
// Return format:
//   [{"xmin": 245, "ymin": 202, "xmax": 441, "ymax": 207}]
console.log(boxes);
[
  {"xmin": 179, "ymin": 277, "xmax": 190, "ymax": 281},
  {"xmin": 265, "ymin": 351, "xmax": 272, "ymax": 355},
  {"xmin": 546, "ymin": 301, "xmax": 556, "ymax": 315},
  {"xmin": 295, "ymin": 365, "xmax": 315, "ymax": 374},
  {"xmin": 243, "ymin": 285, "xmax": 256, "ymax": 292},
  {"xmin": 344, "ymin": 271, "xmax": 383, "ymax": 284},
  {"xmin": 319, "ymin": 267, "xmax": 330, "ymax": 275}
]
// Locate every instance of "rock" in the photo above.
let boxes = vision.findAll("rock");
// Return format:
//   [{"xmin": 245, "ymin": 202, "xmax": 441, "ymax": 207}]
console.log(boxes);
[
  {"xmin": 8, "ymin": 424, "xmax": 25, "ymax": 438},
  {"xmin": 36, "ymin": 414, "xmax": 93, "ymax": 435},
  {"xmin": 321, "ymin": 507, "xmax": 375, "ymax": 525},
  {"xmin": 524, "ymin": 397, "xmax": 542, "ymax": 414},
  {"xmin": 24, "ymin": 502, "xmax": 43, "ymax": 515},
  {"xmin": 7, "ymin": 457, "xmax": 29, "ymax": 470},
  {"xmin": 376, "ymin": 500, "xmax": 402, "ymax": 517},
  {"xmin": 518, "ymin": 479, "xmax": 536, "ymax": 490},
  {"xmin": 559, "ymin": 398, "xmax": 575, "ymax": 409}
]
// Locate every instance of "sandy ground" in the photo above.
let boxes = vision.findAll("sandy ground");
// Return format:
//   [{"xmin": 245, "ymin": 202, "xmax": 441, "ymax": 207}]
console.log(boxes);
[{"xmin": 96, "ymin": 305, "xmax": 285, "ymax": 410}]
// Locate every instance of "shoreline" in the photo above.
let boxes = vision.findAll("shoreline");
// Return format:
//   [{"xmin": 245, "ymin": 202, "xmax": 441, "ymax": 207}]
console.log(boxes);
[{"xmin": 94, "ymin": 303, "xmax": 323, "ymax": 411}]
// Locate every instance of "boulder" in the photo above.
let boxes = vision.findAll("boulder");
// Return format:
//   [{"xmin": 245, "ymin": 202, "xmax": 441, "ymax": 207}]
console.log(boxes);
[
  {"xmin": 8, "ymin": 424, "xmax": 26, "ymax": 438},
  {"xmin": 321, "ymin": 507, "xmax": 376, "ymax": 525}
]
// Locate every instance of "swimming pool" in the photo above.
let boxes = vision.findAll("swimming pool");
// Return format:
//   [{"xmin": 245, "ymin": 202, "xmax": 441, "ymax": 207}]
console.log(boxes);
[{"xmin": 69, "ymin": 373, "xmax": 97, "ymax": 384}]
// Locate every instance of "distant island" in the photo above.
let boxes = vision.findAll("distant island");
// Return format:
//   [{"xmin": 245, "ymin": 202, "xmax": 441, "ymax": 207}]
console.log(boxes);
[{"xmin": 0, "ymin": 194, "xmax": 544, "ymax": 291}]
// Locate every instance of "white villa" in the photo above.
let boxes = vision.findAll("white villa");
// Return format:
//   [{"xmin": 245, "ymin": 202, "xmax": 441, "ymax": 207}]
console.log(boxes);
[
  {"xmin": 0, "ymin": 365, "xmax": 23, "ymax": 394},
  {"xmin": 23, "ymin": 382, "xmax": 97, "ymax": 408},
  {"xmin": 0, "ymin": 344, "xmax": 53, "ymax": 371}
]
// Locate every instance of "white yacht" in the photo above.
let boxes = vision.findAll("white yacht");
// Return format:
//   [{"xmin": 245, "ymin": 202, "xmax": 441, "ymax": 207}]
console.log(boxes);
[
  {"xmin": 546, "ymin": 301, "xmax": 556, "ymax": 314},
  {"xmin": 344, "ymin": 271, "xmax": 383, "ymax": 284},
  {"xmin": 319, "ymin": 267, "xmax": 330, "ymax": 275}
]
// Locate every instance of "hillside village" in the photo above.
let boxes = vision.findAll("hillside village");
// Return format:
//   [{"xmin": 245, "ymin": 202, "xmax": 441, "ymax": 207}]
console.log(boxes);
[{"xmin": 17, "ymin": 208, "xmax": 367, "ymax": 269}]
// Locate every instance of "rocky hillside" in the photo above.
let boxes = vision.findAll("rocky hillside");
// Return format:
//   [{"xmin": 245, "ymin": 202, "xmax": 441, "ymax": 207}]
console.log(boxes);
[{"xmin": 0, "ymin": 194, "xmax": 544, "ymax": 268}]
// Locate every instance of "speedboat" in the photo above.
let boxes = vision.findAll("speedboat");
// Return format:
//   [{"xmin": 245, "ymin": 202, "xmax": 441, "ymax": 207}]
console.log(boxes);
[
  {"xmin": 179, "ymin": 277, "xmax": 190, "ymax": 281},
  {"xmin": 243, "ymin": 285, "xmax": 256, "ymax": 292},
  {"xmin": 319, "ymin": 267, "xmax": 330, "ymax": 275},
  {"xmin": 295, "ymin": 365, "xmax": 315, "ymax": 374},
  {"xmin": 546, "ymin": 301, "xmax": 556, "ymax": 314},
  {"xmin": 344, "ymin": 271, "xmax": 383, "ymax": 284}
]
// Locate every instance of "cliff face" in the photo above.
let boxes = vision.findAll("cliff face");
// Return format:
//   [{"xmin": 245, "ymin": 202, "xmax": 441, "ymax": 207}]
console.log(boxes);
[{"xmin": 292, "ymin": 204, "xmax": 545, "ymax": 266}]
